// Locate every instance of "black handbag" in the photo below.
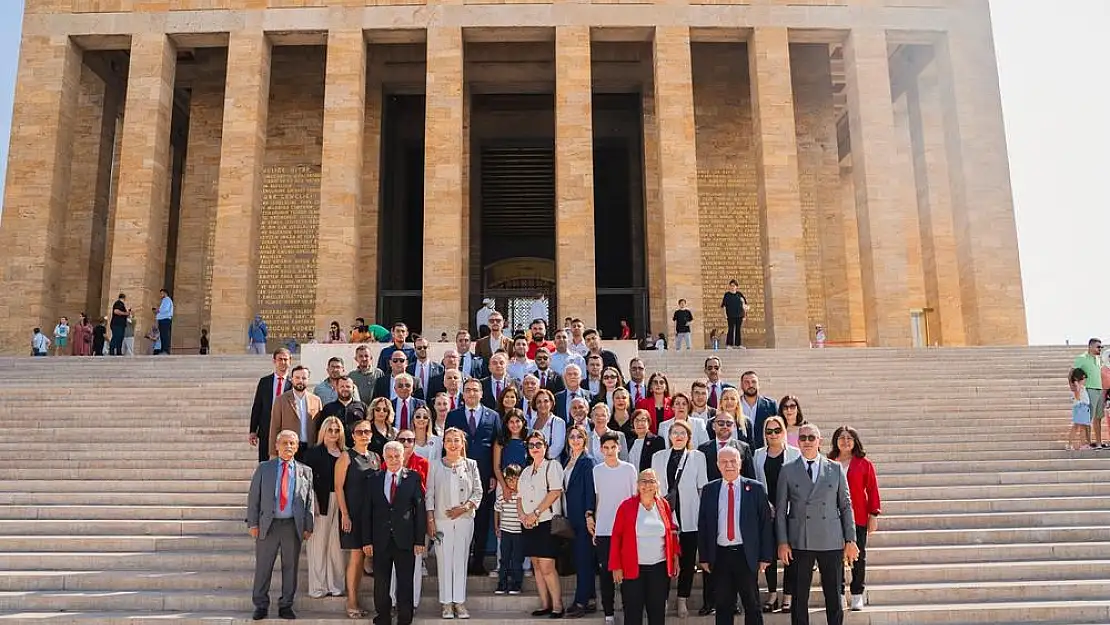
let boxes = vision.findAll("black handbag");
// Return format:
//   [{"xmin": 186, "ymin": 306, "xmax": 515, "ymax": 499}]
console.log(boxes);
[{"xmin": 546, "ymin": 461, "xmax": 575, "ymax": 540}]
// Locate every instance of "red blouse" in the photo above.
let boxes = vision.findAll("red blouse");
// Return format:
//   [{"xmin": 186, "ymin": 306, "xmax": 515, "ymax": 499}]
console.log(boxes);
[
  {"xmin": 844, "ymin": 456, "xmax": 881, "ymax": 527},
  {"xmin": 608, "ymin": 496, "xmax": 680, "ymax": 580},
  {"xmin": 406, "ymin": 453, "xmax": 429, "ymax": 492},
  {"xmin": 634, "ymin": 397, "xmax": 673, "ymax": 434}
]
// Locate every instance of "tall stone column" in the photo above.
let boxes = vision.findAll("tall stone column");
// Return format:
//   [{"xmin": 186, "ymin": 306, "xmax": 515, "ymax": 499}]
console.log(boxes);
[
  {"xmin": 554, "ymin": 26, "xmax": 597, "ymax": 327},
  {"xmin": 843, "ymin": 28, "xmax": 911, "ymax": 347},
  {"xmin": 421, "ymin": 27, "xmax": 466, "ymax": 336},
  {"xmin": 936, "ymin": 16, "xmax": 1027, "ymax": 345},
  {"xmin": 748, "ymin": 28, "xmax": 808, "ymax": 347},
  {"xmin": 907, "ymin": 65, "xmax": 965, "ymax": 346},
  {"xmin": 358, "ymin": 62, "xmax": 384, "ymax": 324},
  {"xmin": 106, "ymin": 33, "xmax": 178, "ymax": 321},
  {"xmin": 209, "ymin": 31, "xmax": 272, "ymax": 352},
  {"xmin": 652, "ymin": 27, "xmax": 704, "ymax": 343},
  {"xmin": 0, "ymin": 35, "xmax": 82, "ymax": 353},
  {"xmin": 316, "ymin": 29, "xmax": 367, "ymax": 333}
]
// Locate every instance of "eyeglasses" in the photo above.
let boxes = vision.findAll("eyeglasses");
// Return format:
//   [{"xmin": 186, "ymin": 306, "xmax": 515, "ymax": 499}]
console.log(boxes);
[
  {"xmin": 353, "ymin": 429, "xmax": 372, "ymax": 436},
  {"xmin": 783, "ymin": 404, "xmax": 799, "ymax": 410},
  {"xmin": 326, "ymin": 428, "xmax": 341, "ymax": 433},
  {"xmin": 797, "ymin": 434, "xmax": 818, "ymax": 442},
  {"xmin": 415, "ymin": 346, "xmax": 427, "ymax": 351},
  {"xmin": 391, "ymin": 358, "xmax": 406, "ymax": 363},
  {"xmin": 413, "ymin": 415, "xmax": 429, "ymax": 420},
  {"xmin": 705, "ymin": 365, "xmax": 720, "ymax": 370},
  {"xmin": 397, "ymin": 437, "xmax": 416, "ymax": 444},
  {"xmin": 396, "ymin": 382, "xmax": 412, "ymax": 388},
  {"xmin": 602, "ymin": 374, "xmax": 618, "ymax": 380},
  {"xmin": 527, "ymin": 442, "xmax": 546, "ymax": 449},
  {"xmin": 765, "ymin": 427, "xmax": 783, "ymax": 435}
]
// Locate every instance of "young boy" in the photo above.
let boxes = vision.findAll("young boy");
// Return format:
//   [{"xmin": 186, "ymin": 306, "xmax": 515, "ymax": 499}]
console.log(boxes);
[
  {"xmin": 493, "ymin": 464, "xmax": 524, "ymax": 595},
  {"xmin": 30, "ymin": 328, "xmax": 50, "ymax": 357},
  {"xmin": 672, "ymin": 298, "xmax": 693, "ymax": 350}
]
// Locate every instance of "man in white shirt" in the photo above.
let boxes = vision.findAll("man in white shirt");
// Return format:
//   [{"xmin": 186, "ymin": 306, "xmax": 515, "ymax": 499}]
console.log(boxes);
[
  {"xmin": 549, "ymin": 330, "xmax": 586, "ymax": 376},
  {"xmin": 154, "ymin": 288, "xmax": 174, "ymax": 354},
  {"xmin": 520, "ymin": 374, "xmax": 540, "ymax": 422},
  {"xmin": 409, "ymin": 337, "xmax": 443, "ymax": 396},
  {"xmin": 441, "ymin": 369, "xmax": 463, "ymax": 411},
  {"xmin": 454, "ymin": 330, "xmax": 483, "ymax": 379},
  {"xmin": 586, "ymin": 432, "xmax": 638, "ymax": 625},
  {"xmin": 689, "ymin": 380, "xmax": 718, "ymax": 424},
  {"xmin": 476, "ymin": 298, "xmax": 497, "ymax": 337},
  {"xmin": 507, "ymin": 336, "xmax": 537, "ymax": 384},
  {"xmin": 567, "ymin": 319, "xmax": 590, "ymax": 357},
  {"xmin": 584, "ymin": 354, "xmax": 604, "ymax": 396}
]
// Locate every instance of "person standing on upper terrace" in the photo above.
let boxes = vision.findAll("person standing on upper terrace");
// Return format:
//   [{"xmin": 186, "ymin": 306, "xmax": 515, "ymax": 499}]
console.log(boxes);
[
  {"xmin": 153, "ymin": 288, "xmax": 174, "ymax": 354},
  {"xmin": 1073, "ymin": 338, "xmax": 1106, "ymax": 449}
]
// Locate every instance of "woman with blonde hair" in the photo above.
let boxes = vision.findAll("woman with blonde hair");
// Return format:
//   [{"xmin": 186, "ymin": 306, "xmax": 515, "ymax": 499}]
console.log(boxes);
[
  {"xmin": 366, "ymin": 397, "xmax": 397, "ymax": 457},
  {"xmin": 717, "ymin": 387, "xmax": 752, "ymax": 446},
  {"xmin": 303, "ymin": 416, "xmax": 346, "ymax": 598},
  {"xmin": 334, "ymin": 419, "xmax": 382, "ymax": 618},
  {"xmin": 426, "ymin": 426, "xmax": 484, "ymax": 619},
  {"xmin": 754, "ymin": 414, "xmax": 801, "ymax": 613},
  {"xmin": 411, "ymin": 404, "xmax": 442, "ymax": 462}
]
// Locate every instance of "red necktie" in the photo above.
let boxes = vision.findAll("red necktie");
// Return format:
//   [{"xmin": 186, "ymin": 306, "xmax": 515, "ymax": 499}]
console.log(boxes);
[
  {"xmin": 279, "ymin": 461, "xmax": 290, "ymax": 512},
  {"xmin": 275, "ymin": 377, "xmax": 283, "ymax": 399},
  {"xmin": 389, "ymin": 473, "xmax": 398, "ymax": 504},
  {"xmin": 400, "ymin": 400, "xmax": 409, "ymax": 430},
  {"xmin": 719, "ymin": 441, "xmax": 727, "ymax": 449},
  {"xmin": 450, "ymin": 395, "xmax": 456, "ymax": 410},
  {"xmin": 726, "ymin": 482, "xmax": 736, "ymax": 541},
  {"xmin": 635, "ymin": 383, "xmax": 643, "ymax": 403},
  {"xmin": 709, "ymin": 385, "xmax": 718, "ymax": 407}
]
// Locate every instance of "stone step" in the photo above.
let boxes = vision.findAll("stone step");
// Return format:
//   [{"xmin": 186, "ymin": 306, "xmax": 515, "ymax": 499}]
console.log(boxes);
[
  {"xmin": 867, "ymin": 541, "xmax": 1107, "ymax": 564},
  {"xmin": 890, "ymin": 496, "xmax": 1110, "ymax": 514},
  {"xmin": 881, "ymin": 469, "xmax": 1110, "ymax": 488},
  {"xmin": 0, "ymin": 504, "xmax": 242, "ymax": 521},
  {"xmin": 0, "ymin": 492, "xmax": 244, "ymax": 507},
  {"xmin": 0, "ymin": 519, "xmax": 241, "ymax": 535},
  {"xmin": 870, "ymin": 526, "xmax": 1110, "ymax": 548},
  {"xmin": 879, "ymin": 510, "xmax": 1110, "ymax": 531}
]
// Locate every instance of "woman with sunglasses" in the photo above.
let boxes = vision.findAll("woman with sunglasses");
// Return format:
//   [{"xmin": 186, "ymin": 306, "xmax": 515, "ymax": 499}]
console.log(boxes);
[
  {"xmin": 828, "ymin": 425, "xmax": 881, "ymax": 612},
  {"xmin": 650, "ymin": 419, "xmax": 707, "ymax": 617},
  {"xmin": 609, "ymin": 468, "xmax": 680, "ymax": 625},
  {"xmin": 754, "ymin": 415, "xmax": 800, "ymax": 613},
  {"xmin": 334, "ymin": 419, "xmax": 382, "ymax": 619},
  {"xmin": 323, "ymin": 320, "xmax": 347, "ymax": 344},
  {"xmin": 717, "ymin": 387, "xmax": 753, "ymax": 447},
  {"xmin": 563, "ymin": 424, "xmax": 598, "ymax": 618},
  {"xmin": 634, "ymin": 372, "xmax": 673, "ymax": 433},
  {"xmin": 303, "ymin": 416, "xmax": 346, "ymax": 598},
  {"xmin": 411, "ymin": 404, "xmax": 442, "ymax": 462},
  {"xmin": 530, "ymin": 389, "xmax": 567, "ymax": 462},
  {"xmin": 592, "ymin": 366, "xmax": 625, "ymax": 412},
  {"xmin": 778, "ymin": 395, "xmax": 808, "ymax": 448},
  {"xmin": 367, "ymin": 397, "xmax": 397, "ymax": 457},
  {"xmin": 518, "ymin": 431, "xmax": 566, "ymax": 618}
]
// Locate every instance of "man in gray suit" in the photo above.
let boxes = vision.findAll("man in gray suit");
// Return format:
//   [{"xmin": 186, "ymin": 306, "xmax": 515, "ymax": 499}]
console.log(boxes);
[
  {"xmin": 247, "ymin": 430, "xmax": 316, "ymax": 620},
  {"xmin": 775, "ymin": 424, "xmax": 858, "ymax": 625}
]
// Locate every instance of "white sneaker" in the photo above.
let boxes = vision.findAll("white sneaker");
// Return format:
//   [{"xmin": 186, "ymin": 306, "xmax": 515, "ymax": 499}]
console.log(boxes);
[
  {"xmin": 850, "ymin": 594, "xmax": 864, "ymax": 611},
  {"xmin": 441, "ymin": 603, "xmax": 455, "ymax": 619},
  {"xmin": 604, "ymin": 617, "xmax": 615, "ymax": 625},
  {"xmin": 455, "ymin": 603, "xmax": 471, "ymax": 619}
]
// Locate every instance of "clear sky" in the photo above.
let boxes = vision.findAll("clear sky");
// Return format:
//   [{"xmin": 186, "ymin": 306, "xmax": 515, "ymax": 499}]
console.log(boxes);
[{"xmin": 0, "ymin": 1, "xmax": 1103, "ymax": 345}]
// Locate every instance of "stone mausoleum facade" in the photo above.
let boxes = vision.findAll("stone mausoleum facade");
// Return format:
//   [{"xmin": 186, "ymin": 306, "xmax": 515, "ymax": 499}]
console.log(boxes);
[{"xmin": 0, "ymin": 0, "xmax": 1026, "ymax": 354}]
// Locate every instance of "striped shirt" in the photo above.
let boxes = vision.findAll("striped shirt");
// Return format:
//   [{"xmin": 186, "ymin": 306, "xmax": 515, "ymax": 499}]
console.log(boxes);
[{"xmin": 495, "ymin": 491, "xmax": 523, "ymax": 533}]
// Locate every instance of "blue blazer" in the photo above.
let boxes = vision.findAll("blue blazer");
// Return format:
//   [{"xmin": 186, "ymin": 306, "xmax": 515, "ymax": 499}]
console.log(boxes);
[
  {"xmin": 697, "ymin": 477, "xmax": 774, "ymax": 572},
  {"xmin": 749, "ymin": 396, "xmax": 778, "ymax": 449},
  {"xmin": 562, "ymin": 454, "xmax": 596, "ymax": 530},
  {"xmin": 445, "ymin": 405, "xmax": 502, "ymax": 482},
  {"xmin": 554, "ymin": 389, "xmax": 589, "ymax": 422}
]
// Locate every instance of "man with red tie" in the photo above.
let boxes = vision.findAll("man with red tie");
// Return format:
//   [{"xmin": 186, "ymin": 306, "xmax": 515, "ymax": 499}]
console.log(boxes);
[
  {"xmin": 703, "ymin": 357, "xmax": 733, "ymax": 410},
  {"xmin": 409, "ymin": 337, "xmax": 444, "ymax": 399},
  {"xmin": 697, "ymin": 446, "xmax": 773, "ymax": 625},
  {"xmin": 532, "ymin": 347, "xmax": 565, "ymax": 393},
  {"xmin": 626, "ymin": 357, "xmax": 648, "ymax": 405},
  {"xmin": 248, "ymin": 430, "xmax": 315, "ymax": 620},
  {"xmin": 392, "ymin": 374, "xmax": 426, "ymax": 432},
  {"xmin": 249, "ymin": 348, "xmax": 292, "ymax": 463},
  {"xmin": 480, "ymin": 352, "xmax": 518, "ymax": 410}
]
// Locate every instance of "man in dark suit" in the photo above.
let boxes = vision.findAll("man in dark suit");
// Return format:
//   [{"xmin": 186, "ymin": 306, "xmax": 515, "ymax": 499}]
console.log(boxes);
[
  {"xmin": 777, "ymin": 424, "xmax": 858, "ymax": 625},
  {"xmin": 362, "ymin": 441, "xmax": 426, "ymax": 625},
  {"xmin": 454, "ymin": 330, "xmax": 485, "ymax": 379},
  {"xmin": 376, "ymin": 322, "xmax": 418, "ymax": 373},
  {"xmin": 392, "ymin": 373, "xmax": 427, "ymax": 432},
  {"xmin": 445, "ymin": 377, "xmax": 503, "ymax": 574},
  {"xmin": 408, "ymin": 336, "xmax": 444, "ymax": 396},
  {"xmin": 249, "ymin": 348, "xmax": 292, "ymax": 463},
  {"xmin": 247, "ymin": 430, "xmax": 315, "ymax": 620},
  {"xmin": 532, "ymin": 347, "xmax": 565, "ymax": 393},
  {"xmin": 703, "ymin": 357, "xmax": 734, "ymax": 410},
  {"xmin": 373, "ymin": 351, "xmax": 425, "ymax": 401},
  {"xmin": 698, "ymin": 446, "xmax": 773, "ymax": 625},
  {"xmin": 699, "ymin": 414, "xmax": 756, "ymax": 481},
  {"xmin": 583, "ymin": 328, "xmax": 620, "ymax": 374},
  {"xmin": 739, "ymin": 371, "xmax": 778, "ymax": 448},
  {"xmin": 480, "ymin": 352, "xmax": 518, "ymax": 410},
  {"xmin": 554, "ymin": 363, "xmax": 590, "ymax": 422}
]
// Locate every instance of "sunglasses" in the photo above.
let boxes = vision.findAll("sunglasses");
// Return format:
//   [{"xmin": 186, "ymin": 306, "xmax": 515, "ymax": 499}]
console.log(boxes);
[
  {"xmin": 397, "ymin": 437, "xmax": 416, "ymax": 444},
  {"xmin": 326, "ymin": 428, "xmax": 341, "ymax": 433},
  {"xmin": 391, "ymin": 359, "xmax": 406, "ymax": 363},
  {"xmin": 353, "ymin": 429, "xmax": 372, "ymax": 436},
  {"xmin": 716, "ymin": 421, "xmax": 735, "ymax": 428},
  {"xmin": 783, "ymin": 404, "xmax": 799, "ymax": 409},
  {"xmin": 527, "ymin": 442, "xmax": 546, "ymax": 449},
  {"xmin": 765, "ymin": 427, "xmax": 783, "ymax": 435},
  {"xmin": 798, "ymin": 434, "xmax": 818, "ymax": 442},
  {"xmin": 603, "ymin": 375, "xmax": 618, "ymax": 380}
]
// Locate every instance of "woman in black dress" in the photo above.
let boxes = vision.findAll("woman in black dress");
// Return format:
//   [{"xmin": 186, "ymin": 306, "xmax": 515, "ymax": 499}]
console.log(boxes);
[
  {"xmin": 334, "ymin": 419, "xmax": 382, "ymax": 619},
  {"xmin": 366, "ymin": 397, "xmax": 397, "ymax": 457}
]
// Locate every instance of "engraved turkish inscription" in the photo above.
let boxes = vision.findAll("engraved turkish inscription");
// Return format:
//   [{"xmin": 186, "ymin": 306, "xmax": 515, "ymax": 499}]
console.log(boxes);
[{"xmin": 257, "ymin": 165, "xmax": 321, "ymax": 342}]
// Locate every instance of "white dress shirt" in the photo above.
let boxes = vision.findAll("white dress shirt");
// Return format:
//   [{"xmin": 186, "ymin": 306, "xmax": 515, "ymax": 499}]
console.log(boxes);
[{"xmin": 717, "ymin": 478, "xmax": 743, "ymax": 546}]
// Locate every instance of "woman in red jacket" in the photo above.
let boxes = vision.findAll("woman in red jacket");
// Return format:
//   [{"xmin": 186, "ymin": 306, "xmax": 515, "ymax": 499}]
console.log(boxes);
[
  {"xmin": 828, "ymin": 425, "xmax": 881, "ymax": 612},
  {"xmin": 608, "ymin": 468, "xmax": 680, "ymax": 625},
  {"xmin": 634, "ymin": 372, "xmax": 674, "ymax": 433}
]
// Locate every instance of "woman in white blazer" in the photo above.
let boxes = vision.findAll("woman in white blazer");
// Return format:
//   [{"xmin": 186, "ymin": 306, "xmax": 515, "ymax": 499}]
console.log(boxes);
[
  {"xmin": 753, "ymin": 415, "xmax": 801, "ymax": 613},
  {"xmin": 650, "ymin": 420, "xmax": 708, "ymax": 617}
]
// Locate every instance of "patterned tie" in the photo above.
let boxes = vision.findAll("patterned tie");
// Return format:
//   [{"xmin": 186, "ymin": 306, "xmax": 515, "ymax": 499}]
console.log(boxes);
[
  {"xmin": 726, "ymin": 482, "xmax": 736, "ymax": 541},
  {"xmin": 389, "ymin": 473, "xmax": 398, "ymax": 505},
  {"xmin": 400, "ymin": 400, "xmax": 409, "ymax": 430},
  {"xmin": 719, "ymin": 441, "xmax": 727, "ymax": 449},
  {"xmin": 635, "ymin": 383, "xmax": 643, "ymax": 403},
  {"xmin": 279, "ymin": 461, "xmax": 290, "ymax": 512},
  {"xmin": 275, "ymin": 376, "xmax": 283, "ymax": 399}
]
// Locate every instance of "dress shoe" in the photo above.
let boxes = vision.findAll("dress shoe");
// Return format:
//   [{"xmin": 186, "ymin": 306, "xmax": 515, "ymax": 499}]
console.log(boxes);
[
  {"xmin": 564, "ymin": 604, "xmax": 586, "ymax": 619},
  {"xmin": 252, "ymin": 608, "xmax": 267, "ymax": 621},
  {"xmin": 697, "ymin": 606, "xmax": 715, "ymax": 616},
  {"xmin": 278, "ymin": 606, "xmax": 296, "ymax": 619}
]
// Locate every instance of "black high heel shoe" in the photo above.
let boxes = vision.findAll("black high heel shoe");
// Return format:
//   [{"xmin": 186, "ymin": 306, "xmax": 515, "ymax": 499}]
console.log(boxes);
[{"xmin": 531, "ymin": 608, "xmax": 552, "ymax": 617}]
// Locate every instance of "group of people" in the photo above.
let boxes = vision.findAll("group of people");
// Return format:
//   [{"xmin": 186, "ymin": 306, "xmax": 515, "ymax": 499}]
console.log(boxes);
[
  {"xmin": 33, "ymin": 290, "xmax": 180, "ymax": 356},
  {"xmin": 246, "ymin": 314, "xmax": 882, "ymax": 625},
  {"xmin": 1068, "ymin": 337, "xmax": 1110, "ymax": 450}
]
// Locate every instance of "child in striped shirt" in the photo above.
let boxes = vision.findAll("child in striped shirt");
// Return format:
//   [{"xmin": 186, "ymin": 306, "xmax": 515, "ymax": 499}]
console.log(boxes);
[{"xmin": 493, "ymin": 464, "xmax": 524, "ymax": 594}]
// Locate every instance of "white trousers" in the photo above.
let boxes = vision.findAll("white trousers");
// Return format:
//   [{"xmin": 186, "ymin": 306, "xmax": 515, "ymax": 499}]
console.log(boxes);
[
  {"xmin": 305, "ymin": 493, "xmax": 345, "ymax": 596},
  {"xmin": 435, "ymin": 516, "xmax": 474, "ymax": 604},
  {"xmin": 390, "ymin": 552, "xmax": 424, "ymax": 608}
]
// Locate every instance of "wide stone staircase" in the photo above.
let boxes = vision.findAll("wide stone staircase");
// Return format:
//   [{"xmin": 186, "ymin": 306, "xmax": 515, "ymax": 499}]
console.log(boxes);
[{"xmin": 0, "ymin": 346, "xmax": 1105, "ymax": 624}]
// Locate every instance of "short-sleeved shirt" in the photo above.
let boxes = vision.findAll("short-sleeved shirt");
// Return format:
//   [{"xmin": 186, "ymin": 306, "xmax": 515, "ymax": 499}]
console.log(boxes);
[
  {"xmin": 1074, "ymin": 352, "xmax": 1103, "ymax": 390},
  {"xmin": 495, "ymin": 491, "xmax": 523, "ymax": 533},
  {"xmin": 593, "ymin": 461, "xmax": 638, "ymax": 536},
  {"xmin": 721, "ymin": 291, "xmax": 747, "ymax": 319},
  {"xmin": 673, "ymin": 309, "xmax": 693, "ymax": 333},
  {"xmin": 518, "ymin": 459, "xmax": 564, "ymax": 523}
]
